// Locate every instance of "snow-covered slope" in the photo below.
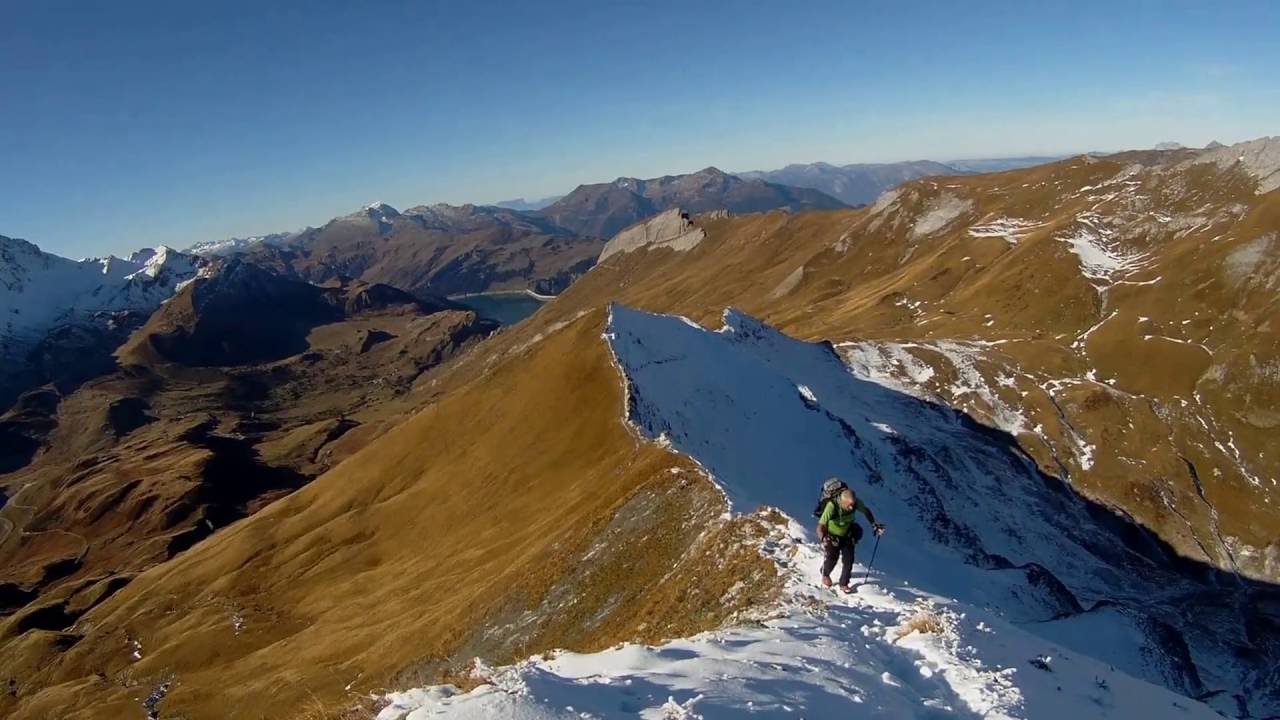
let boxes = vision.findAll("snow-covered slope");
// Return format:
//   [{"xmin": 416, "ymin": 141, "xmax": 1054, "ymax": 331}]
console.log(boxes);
[
  {"xmin": 377, "ymin": 306, "xmax": 1274, "ymax": 718},
  {"xmin": 378, "ymin": 579, "xmax": 1216, "ymax": 720},
  {"xmin": 0, "ymin": 235, "xmax": 201, "ymax": 368}
]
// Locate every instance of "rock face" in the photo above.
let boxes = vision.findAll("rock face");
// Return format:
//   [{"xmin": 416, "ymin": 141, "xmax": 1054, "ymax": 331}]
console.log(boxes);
[
  {"xmin": 539, "ymin": 167, "xmax": 846, "ymax": 238},
  {"xmin": 1190, "ymin": 135, "xmax": 1280, "ymax": 193},
  {"xmin": 598, "ymin": 208, "xmax": 705, "ymax": 261}
]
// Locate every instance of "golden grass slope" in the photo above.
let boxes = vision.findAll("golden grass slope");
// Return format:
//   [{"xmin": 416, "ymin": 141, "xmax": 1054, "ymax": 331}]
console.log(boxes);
[{"xmin": 1, "ymin": 306, "xmax": 778, "ymax": 719}]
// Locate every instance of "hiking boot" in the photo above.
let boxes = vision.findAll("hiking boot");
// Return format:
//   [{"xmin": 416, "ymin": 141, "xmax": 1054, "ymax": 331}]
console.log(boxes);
[
  {"xmin": 821, "ymin": 575, "xmax": 832, "ymax": 588},
  {"xmin": 839, "ymin": 583, "xmax": 854, "ymax": 594}
]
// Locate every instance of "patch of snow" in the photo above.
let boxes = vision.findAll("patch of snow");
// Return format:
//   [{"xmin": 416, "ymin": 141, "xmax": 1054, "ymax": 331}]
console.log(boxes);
[
  {"xmin": 797, "ymin": 384, "xmax": 817, "ymax": 404},
  {"xmin": 1057, "ymin": 214, "xmax": 1150, "ymax": 285},
  {"xmin": 967, "ymin": 217, "xmax": 1043, "ymax": 245},
  {"xmin": 837, "ymin": 342, "xmax": 935, "ymax": 396},
  {"xmin": 1072, "ymin": 310, "xmax": 1118, "ymax": 351}
]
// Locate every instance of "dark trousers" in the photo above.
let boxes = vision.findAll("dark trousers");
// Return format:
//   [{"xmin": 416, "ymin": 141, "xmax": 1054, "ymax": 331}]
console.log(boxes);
[{"xmin": 821, "ymin": 533, "xmax": 857, "ymax": 586}]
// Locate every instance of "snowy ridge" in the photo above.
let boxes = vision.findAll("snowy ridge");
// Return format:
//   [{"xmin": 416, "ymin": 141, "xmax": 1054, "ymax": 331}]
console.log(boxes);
[
  {"xmin": 0, "ymin": 235, "xmax": 201, "ymax": 366},
  {"xmin": 377, "ymin": 307, "xmax": 1269, "ymax": 719},
  {"xmin": 349, "ymin": 201, "xmax": 400, "ymax": 226},
  {"xmin": 377, "ymin": 540, "xmax": 1207, "ymax": 720},
  {"xmin": 185, "ymin": 231, "xmax": 298, "ymax": 257}
]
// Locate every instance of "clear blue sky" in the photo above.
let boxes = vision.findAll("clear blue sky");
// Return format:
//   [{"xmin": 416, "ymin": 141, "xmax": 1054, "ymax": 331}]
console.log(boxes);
[{"xmin": 2, "ymin": 1, "xmax": 1277, "ymax": 258}]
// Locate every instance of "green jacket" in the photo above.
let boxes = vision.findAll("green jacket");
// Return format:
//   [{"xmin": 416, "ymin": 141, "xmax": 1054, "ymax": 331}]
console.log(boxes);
[{"xmin": 819, "ymin": 497, "xmax": 875, "ymax": 537}]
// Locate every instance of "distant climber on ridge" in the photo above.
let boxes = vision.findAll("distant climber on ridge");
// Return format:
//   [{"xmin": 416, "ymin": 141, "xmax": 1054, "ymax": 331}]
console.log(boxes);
[{"xmin": 814, "ymin": 478, "xmax": 885, "ymax": 593}]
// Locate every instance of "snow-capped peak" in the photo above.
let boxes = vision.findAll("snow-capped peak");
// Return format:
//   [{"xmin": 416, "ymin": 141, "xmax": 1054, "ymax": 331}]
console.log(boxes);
[
  {"xmin": 1, "ymin": 237, "xmax": 201, "ymax": 366},
  {"xmin": 344, "ymin": 201, "xmax": 400, "ymax": 226},
  {"xmin": 95, "ymin": 254, "xmax": 135, "ymax": 276},
  {"xmin": 126, "ymin": 244, "xmax": 194, "ymax": 281},
  {"xmin": 127, "ymin": 248, "xmax": 157, "ymax": 265}
]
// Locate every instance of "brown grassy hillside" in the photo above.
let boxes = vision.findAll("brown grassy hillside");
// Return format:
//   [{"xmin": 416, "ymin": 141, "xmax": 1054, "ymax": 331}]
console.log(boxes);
[
  {"xmin": 0, "ymin": 302, "xmax": 779, "ymax": 719},
  {"xmin": 0, "ymin": 270, "xmax": 507, "ymax": 718}
]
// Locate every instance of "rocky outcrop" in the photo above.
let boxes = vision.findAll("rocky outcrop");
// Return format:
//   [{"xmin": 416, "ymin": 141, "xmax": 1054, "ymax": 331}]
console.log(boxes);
[
  {"xmin": 1190, "ymin": 136, "xmax": 1280, "ymax": 193},
  {"xmin": 599, "ymin": 208, "xmax": 706, "ymax": 261}
]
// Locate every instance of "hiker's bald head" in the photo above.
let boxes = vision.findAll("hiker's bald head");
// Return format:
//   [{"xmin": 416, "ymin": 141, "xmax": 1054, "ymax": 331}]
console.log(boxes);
[{"xmin": 839, "ymin": 488, "xmax": 855, "ymax": 509}]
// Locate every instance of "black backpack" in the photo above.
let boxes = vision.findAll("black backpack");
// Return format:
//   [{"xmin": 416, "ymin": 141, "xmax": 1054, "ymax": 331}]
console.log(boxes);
[{"xmin": 812, "ymin": 477, "xmax": 847, "ymax": 518}]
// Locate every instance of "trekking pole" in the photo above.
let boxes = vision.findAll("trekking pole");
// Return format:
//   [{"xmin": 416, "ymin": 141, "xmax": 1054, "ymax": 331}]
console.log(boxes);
[{"xmin": 862, "ymin": 534, "xmax": 881, "ymax": 585}]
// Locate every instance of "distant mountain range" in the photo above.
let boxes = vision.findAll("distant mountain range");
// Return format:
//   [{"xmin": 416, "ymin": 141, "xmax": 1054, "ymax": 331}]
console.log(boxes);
[
  {"xmin": 240, "ymin": 201, "xmax": 604, "ymax": 298},
  {"xmin": 177, "ymin": 168, "xmax": 852, "ymax": 302},
  {"xmin": 737, "ymin": 161, "xmax": 957, "ymax": 206},
  {"xmin": 117, "ymin": 258, "xmax": 475, "ymax": 368},
  {"xmin": 0, "ymin": 156, "xmax": 1094, "ymax": 411},
  {"xmin": 493, "ymin": 195, "xmax": 562, "ymax": 212},
  {"xmin": 539, "ymin": 166, "xmax": 846, "ymax": 238},
  {"xmin": 738, "ymin": 157, "xmax": 1065, "ymax": 205},
  {"xmin": 183, "ymin": 156, "xmax": 1069, "ymax": 261},
  {"xmin": 0, "ymin": 164, "xmax": 858, "ymax": 410}
]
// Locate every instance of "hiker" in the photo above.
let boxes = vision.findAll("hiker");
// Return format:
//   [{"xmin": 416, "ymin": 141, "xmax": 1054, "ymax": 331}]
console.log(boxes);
[{"xmin": 816, "ymin": 482, "xmax": 884, "ymax": 592}]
